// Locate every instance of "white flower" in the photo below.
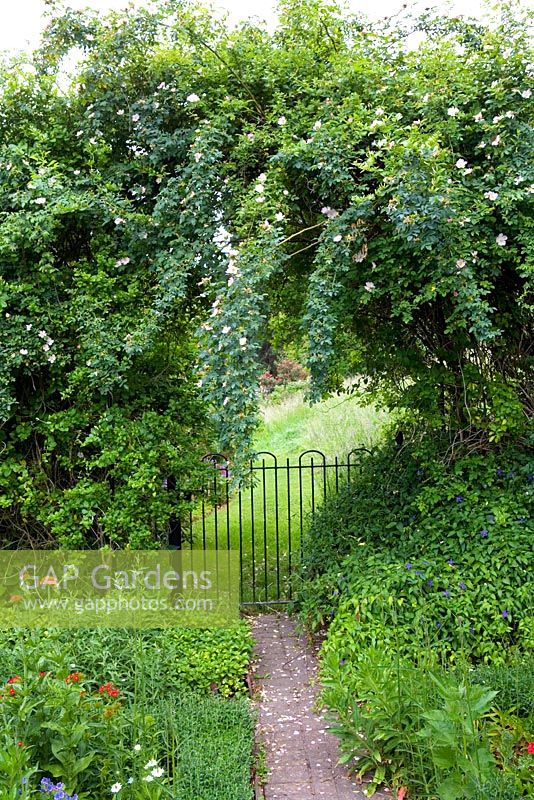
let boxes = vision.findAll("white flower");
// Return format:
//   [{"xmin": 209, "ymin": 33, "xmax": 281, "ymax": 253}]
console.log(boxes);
[
  {"xmin": 157, "ymin": 82, "xmax": 166, "ymax": 90},
  {"xmin": 375, "ymin": 107, "xmax": 385, "ymax": 116},
  {"xmin": 456, "ymin": 259, "xmax": 466, "ymax": 269},
  {"xmin": 514, "ymin": 176, "xmax": 525, "ymax": 185},
  {"xmin": 491, "ymin": 135, "xmax": 501, "ymax": 146},
  {"xmin": 143, "ymin": 775, "xmax": 154, "ymax": 783},
  {"xmin": 496, "ymin": 233, "xmax": 508, "ymax": 246},
  {"xmin": 275, "ymin": 212, "xmax": 285, "ymax": 222},
  {"xmin": 277, "ymin": 116, "xmax": 286, "ymax": 126},
  {"xmin": 144, "ymin": 760, "xmax": 158, "ymax": 769},
  {"xmin": 313, "ymin": 120, "xmax": 322, "ymax": 130},
  {"xmin": 364, "ymin": 281, "xmax": 375, "ymax": 292},
  {"xmin": 19, "ymin": 348, "xmax": 28, "ymax": 355},
  {"xmin": 321, "ymin": 206, "xmax": 338, "ymax": 219},
  {"xmin": 131, "ymin": 113, "xmax": 140, "ymax": 122},
  {"xmin": 110, "ymin": 784, "xmax": 122, "ymax": 794},
  {"xmin": 521, "ymin": 89, "xmax": 531, "ymax": 99},
  {"xmin": 76, "ymin": 130, "xmax": 84, "ymax": 137},
  {"xmin": 484, "ymin": 191, "xmax": 499, "ymax": 201},
  {"xmin": 464, "ymin": 168, "xmax": 473, "ymax": 175},
  {"xmin": 127, "ymin": 777, "xmax": 134, "ymax": 784},
  {"xmin": 114, "ymin": 217, "xmax": 125, "ymax": 225},
  {"xmin": 117, "ymin": 109, "xmax": 124, "ymax": 116},
  {"xmin": 493, "ymin": 115, "xmax": 503, "ymax": 124},
  {"xmin": 283, "ymin": 189, "xmax": 289, "ymax": 196},
  {"xmin": 25, "ymin": 324, "xmax": 32, "ymax": 331},
  {"xmin": 246, "ymin": 132, "xmax": 255, "ymax": 141},
  {"xmin": 478, "ymin": 141, "xmax": 486, "ymax": 148},
  {"xmin": 43, "ymin": 343, "xmax": 50, "ymax": 352},
  {"xmin": 186, "ymin": 93, "xmax": 200, "ymax": 103},
  {"xmin": 258, "ymin": 173, "xmax": 267, "ymax": 183},
  {"xmin": 194, "ymin": 152, "xmax": 202, "ymax": 162},
  {"xmin": 239, "ymin": 336, "xmax": 247, "ymax": 347},
  {"xmin": 222, "ymin": 397, "xmax": 229, "ymax": 406},
  {"xmin": 255, "ymin": 196, "xmax": 265, "ymax": 203},
  {"xmin": 447, "ymin": 107, "xmax": 460, "ymax": 117},
  {"xmin": 48, "ymin": 354, "xmax": 56, "ymax": 363},
  {"xmin": 505, "ymin": 110, "xmax": 515, "ymax": 118},
  {"xmin": 227, "ymin": 276, "xmax": 234, "ymax": 286},
  {"xmin": 38, "ymin": 330, "xmax": 47, "ymax": 338},
  {"xmin": 73, "ymin": 169, "xmax": 81, "ymax": 175},
  {"xmin": 455, "ymin": 158, "xmax": 467, "ymax": 169},
  {"xmin": 151, "ymin": 768, "xmax": 164, "ymax": 778},
  {"xmin": 222, "ymin": 325, "xmax": 231, "ymax": 334},
  {"xmin": 34, "ymin": 197, "xmax": 46, "ymax": 205},
  {"xmin": 473, "ymin": 112, "xmax": 484, "ymax": 122},
  {"xmin": 226, "ymin": 263, "xmax": 239, "ymax": 275},
  {"xmin": 332, "ymin": 234, "xmax": 342, "ymax": 242},
  {"xmin": 133, "ymin": 744, "xmax": 141, "ymax": 752},
  {"xmin": 254, "ymin": 184, "xmax": 265, "ymax": 193}
]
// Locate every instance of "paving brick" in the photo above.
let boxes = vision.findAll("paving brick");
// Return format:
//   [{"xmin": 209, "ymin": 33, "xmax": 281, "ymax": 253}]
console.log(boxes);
[{"xmin": 251, "ymin": 613, "xmax": 388, "ymax": 800}]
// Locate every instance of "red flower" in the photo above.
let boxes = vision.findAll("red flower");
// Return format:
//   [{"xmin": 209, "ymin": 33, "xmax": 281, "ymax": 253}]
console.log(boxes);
[
  {"xmin": 17, "ymin": 741, "xmax": 24, "ymax": 747},
  {"xmin": 65, "ymin": 672, "xmax": 82, "ymax": 684},
  {"xmin": 38, "ymin": 671, "xmax": 47, "ymax": 678},
  {"xmin": 528, "ymin": 742, "xmax": 534, "ymax": 754},
  {"xmin": 8, "ymin": 687, "xmax": 16, "ymax": 696},
  {"xmin": 7, "ymin": 676, "xmax": 21, "ymax": 685},
  {"xmin": 98, "ymin": 682, "xmax": 120, "ymax": 698}
]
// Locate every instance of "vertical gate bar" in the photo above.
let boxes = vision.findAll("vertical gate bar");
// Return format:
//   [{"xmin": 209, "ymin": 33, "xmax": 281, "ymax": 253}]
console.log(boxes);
[
  {"xmin": 287, "ymin": 458, "xmax": 292, "ymax": 600},
  {"xmin": 299, "ymin": 458, "xmax": 303, "ymax": 562},
  {"xmin": 201, "ymin": 491, "xmax": 207, "ymax": 550},
  {"xmin": 311, "ymin": 457, "xmax": 315, "ymax": 514},
  {"xmin": 238, "ymin": 487, "xmax": 243, "ymax": 604},
  {"xmin": 347, "ymin": 452, "xmax": 351, "ymax": 485},
  {"xmin": 274, "ymin": 461, "xmax": 280, "ymax": 601},
  {"xmin": 250, "ymin": 459, "xmax": 256, "ymax": 604},
  {"xmin": 335, "ymin": 455, "xmax": 339, "ymax": 494},
  {"xmin": 225, "ymin": 474, "xmax": 230, "ymax": 550},
  {"xmin": 262, "ymin": 458, "xmax": 268, "ymax": 602},
  {"xmin": 323, "ymin": 459, "xmax": 327, "ymax": 504},
  {"xmin": 189, "ymin": 507, "xmax": 193, "ymax": 548},
  {"xmin": 213, "ymin": 466, "xmax": 219, "ymax": 550}
]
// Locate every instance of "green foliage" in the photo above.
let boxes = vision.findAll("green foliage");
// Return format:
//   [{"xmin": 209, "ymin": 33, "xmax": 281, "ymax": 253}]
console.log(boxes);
[
  {"xmin": 298, "ymin": 437, "xmax": 533, "ymax": 661},
  {"xmin": 0, "ymin": 621, "xmax": 253, "ymax": 698},
  {"xmin": 1, "ymin": 0, "xmax": 530, "ymax": 481},
  {"xmin": 0, "ymin": 624, "xmax": 255, "ymax": 798}
]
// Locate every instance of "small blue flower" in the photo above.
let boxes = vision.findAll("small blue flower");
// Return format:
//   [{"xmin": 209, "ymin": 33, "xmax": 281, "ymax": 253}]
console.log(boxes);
[
  {"xmin": 339, "ymin": 658, "xmax": 346, "ymax": 667},
  {"xmin": 447, "ymin": 559, "xmax": 454, "ymax": 566},
  {"xmin": 455, "ymin": 495, "xmax": 464, "ymax": 503},
  {"xmin": 443, "ymin": 589, "xmax": 450, "ymax": 598},
  {"xmin": 527, "ymin": 474, "xmax": 533, "ymax": 482},
  {"xmin": 501, "ymin": 610, "xmax": 509, "ymax": 619},
  {"xmin": 480, "ymin": 528, "xmax": 489, "ymax": 538},
  {"xmin": 427, "ymin": 578, "xmax": 433, "ymax": 588},
  {"xmin": 406, "ymin": 563, "xmax": 412, "ymax": 570},
  {"xmin": 459, "ymin": 582, "xmax": 466, "ymax": 590},
  {"xmin": 508, "ymin": 471, "xmax": 515, "ymax": 479},
  {"xmin": 496, "ymin": 468, "xmax": 504, "ymax": 477}
]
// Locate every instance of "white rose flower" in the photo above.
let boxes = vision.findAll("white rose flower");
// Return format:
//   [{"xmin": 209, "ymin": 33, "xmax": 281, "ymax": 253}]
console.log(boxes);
[
  {"xmin": 110, "ymin": 783, "xmax": 122, "ymax": 794},
  {"xmin": 364, "ymin": 281, "xmax": 375, "ymax": 292},
  {"xmin": 521, "ymin": 89, "xmax": 531, "ymax": 99},
  {"xmin": 447, "ymin": 107, "xmax": 460, "ymax": 117},
  {"xmin": 186, "ymin": 93, "xmax": 200, "ymax": 103},
  {"xmin": 455, "ymin": 158, "xmax": 467, "ymax": 169},
  {"xmin": 277, "ymin": 116, "xmax": 286, "ymax": 126},
  {"xmin": 484, "ymin": 191, "xmax": 499, "ymax": 201},
  {"xmin": 313, "ymin": 120, "xmax": 322, "ymax": 130},
  {"xmin": 473, "ymin": 112, "xmax": 484, "ymax": 122},
  {"xmin": 456, "ymin": 259, "xmax": 466, "ymax": 269},
  {"xmin": 332, "ymin": 234, "xmax": 342, "ymax": 242},
  {"xmin": 496, "ymin": 233, "xmax": 507, "ymax": 246}
]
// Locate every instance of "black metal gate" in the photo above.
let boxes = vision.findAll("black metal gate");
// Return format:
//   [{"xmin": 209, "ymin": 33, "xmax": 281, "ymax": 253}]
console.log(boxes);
[{"xmin": 177, "ymin": 448, "xmax": 371, "ymax": 606}]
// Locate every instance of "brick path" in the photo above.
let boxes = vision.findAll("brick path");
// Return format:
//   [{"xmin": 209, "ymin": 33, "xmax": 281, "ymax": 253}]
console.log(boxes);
[{"xmin": 251, "ymin": 613, "xmax": 389, "ymax": 800}]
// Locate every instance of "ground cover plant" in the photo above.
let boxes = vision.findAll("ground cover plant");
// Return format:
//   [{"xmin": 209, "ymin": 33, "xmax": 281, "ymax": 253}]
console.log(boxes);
[
  {"xmin": 0, "ymin": 623, "xmax": 255, "ymax": 799},
  {"xmin": 298, "ymin": 434, "xmax": 533, "ymax": 797}
]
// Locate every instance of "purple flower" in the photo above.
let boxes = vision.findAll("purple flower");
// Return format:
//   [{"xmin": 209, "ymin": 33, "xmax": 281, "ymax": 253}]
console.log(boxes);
[
  {"xmin": 447, "ymin": 559, "xmax": 454, "ymax": 566},
  {"xmin": 459, "ymin": 582, "xmax": 466, "ymax": 590},
  {"xmin": 427, "ymin": 578, "xmax": 433, "ymax": 588},
  {"xmin": 527, "ymin": 474, "xmax": 533, "ymax": 482},
  {"xmin": 406, "ymin": 563, "xmax": 412, "ymax": 570},
  {"xmin": 480, "ymin": 528, "xmax": 489, "ymax": 538},
  {"xmin": 443, "ymin": 589, "xmax": 450, "ymax": 598},
  {"xmin": 508, "ymin": 471, "xmax": 515, "ymax": 479},
  {"xmin": 496, "ymin": 468, "xmax": 504, "ymax": 477},
  {"xmin": 455, "ymin": 495, "xmax": 464, "ymax": 503},
  {"xmin": 501, "ymin": 610, "xmax": 509, "ymax": 619}
]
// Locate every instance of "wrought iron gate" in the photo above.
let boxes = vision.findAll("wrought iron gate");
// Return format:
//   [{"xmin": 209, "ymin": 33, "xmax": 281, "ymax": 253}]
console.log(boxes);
[{"xmin": 176, "ymin": 448, "xmax": 371, "ymax": 606}]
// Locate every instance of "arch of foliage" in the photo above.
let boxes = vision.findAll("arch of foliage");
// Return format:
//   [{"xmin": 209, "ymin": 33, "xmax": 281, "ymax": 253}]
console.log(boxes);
[{"xmin": 0, "ymin": 0, "xmax": 532, "ymax": 545}]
